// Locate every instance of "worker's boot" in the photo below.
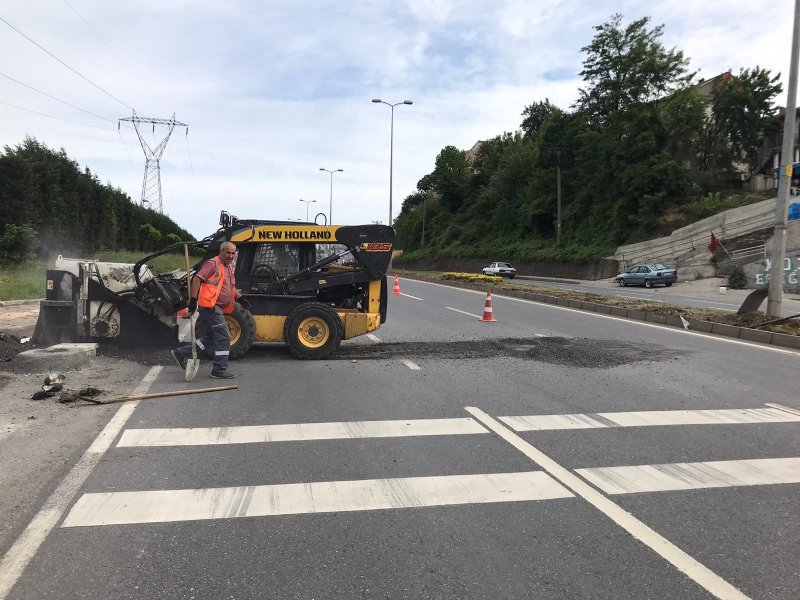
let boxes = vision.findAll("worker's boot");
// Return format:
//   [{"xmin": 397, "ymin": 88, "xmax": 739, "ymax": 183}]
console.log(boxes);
[{"xmin": 210, "ymin": 369, "xmax": 235, "ymax": 379}]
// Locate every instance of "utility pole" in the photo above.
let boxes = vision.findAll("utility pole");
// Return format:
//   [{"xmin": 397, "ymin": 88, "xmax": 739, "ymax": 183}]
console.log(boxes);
[
  {"xmin": 556, "ymin": 149, "xmax": 562, "ymax": 244},
  {"xmin": 119, "ymin": 111, "xmax": 187, "ymax": 213},
  {"xmin": 767, "ymin": 0, "xmax": 800, "ymax": 317},
  {"xmin": 421, "ymin": 194, "xmax": 427, "ymax": 251}
]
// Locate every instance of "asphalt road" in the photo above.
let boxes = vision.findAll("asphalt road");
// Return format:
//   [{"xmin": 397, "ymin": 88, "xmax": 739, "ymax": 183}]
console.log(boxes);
[{"xmin": 2, "ymin": 279, "xmax": 799, "ymax": 600}]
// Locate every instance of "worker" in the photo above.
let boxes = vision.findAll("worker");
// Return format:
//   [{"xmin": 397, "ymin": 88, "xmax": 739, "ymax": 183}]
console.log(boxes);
[{"xmin": 171, "ymin": 241, "xmax": 250, "ymax": 379}]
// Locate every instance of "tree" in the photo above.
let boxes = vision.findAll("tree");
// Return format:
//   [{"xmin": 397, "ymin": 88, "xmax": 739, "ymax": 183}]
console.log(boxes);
[
  {"xmin": 430, "ymin": 146, "xmax": 471, "ymax": 213},
  {"xmin": 521, "ymin": 99, "xmax": 558, "ymax": 140},
  {"xmin": 577, "ymin": 14, "xmax": 692, "ymax": 124},
  {"xmin": 711, "ymin": 68, "xmax": 782, "ymax": 174}
]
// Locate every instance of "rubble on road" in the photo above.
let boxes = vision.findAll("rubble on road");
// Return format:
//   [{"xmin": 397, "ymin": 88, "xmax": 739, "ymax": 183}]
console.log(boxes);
[{"xmin": 0, "ymin": 331, "xmax": 29, "ymax": 362}]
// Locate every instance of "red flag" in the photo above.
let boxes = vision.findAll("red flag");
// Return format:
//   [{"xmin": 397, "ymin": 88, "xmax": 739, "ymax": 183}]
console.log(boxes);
[{"xmin": 708, "ymin": 233, "xmax": 720, "ymax": 253}]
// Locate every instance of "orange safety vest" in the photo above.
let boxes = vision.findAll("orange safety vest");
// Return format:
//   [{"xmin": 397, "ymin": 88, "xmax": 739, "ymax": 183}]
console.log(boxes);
[{"xmin": 197, "ymin": 256, "xmax": 235, "ymax": 314}]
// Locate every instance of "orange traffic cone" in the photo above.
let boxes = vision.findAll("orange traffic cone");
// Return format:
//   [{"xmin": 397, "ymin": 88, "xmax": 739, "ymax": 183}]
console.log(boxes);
[
  {"xmin": 393, "ymin": 274, "xmax": 401, "ymax": 294},
  {"xmin": 481, "ymin": 290, "xmax": 496, "ymax": 322}
]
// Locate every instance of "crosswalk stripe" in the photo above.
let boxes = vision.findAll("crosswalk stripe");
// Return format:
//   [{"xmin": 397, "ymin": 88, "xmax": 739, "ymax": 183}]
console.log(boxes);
[
  {"xmin": 500, "ymin": 407, "xmax": 800, "ymax": 432},
  {"xmin": 61, "ymin": 471, "xmax": 574, "ymax": 527},
  {"xmin": 576, "ymin": 457, "xmax": 800, "ymax": 495},
  {"xmin": 117, "ymin": 417, "xmax": 488, "ymax": 447}
]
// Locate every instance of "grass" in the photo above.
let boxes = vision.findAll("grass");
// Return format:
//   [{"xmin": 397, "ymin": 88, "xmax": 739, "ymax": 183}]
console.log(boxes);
[{"xmin": 0, "ymin": 250, "xmax": 189, "ymax": 301}]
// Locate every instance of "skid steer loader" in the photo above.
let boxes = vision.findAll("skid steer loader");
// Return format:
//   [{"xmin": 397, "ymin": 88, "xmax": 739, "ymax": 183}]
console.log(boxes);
[{"xmin": 33, "ymin": 211, "xmax": 395, "ymax": 359}]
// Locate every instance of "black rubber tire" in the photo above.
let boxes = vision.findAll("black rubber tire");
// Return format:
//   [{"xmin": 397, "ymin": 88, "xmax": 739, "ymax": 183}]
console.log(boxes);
[
  {"xmin": 509, "ymin": 275, "xmax": 516, "ymax": 279},
  {"xmin": 195, "ymin": 303, "xmax": 256, "ymax": 360},
  {"xmin": 283, "ymin": 302, "xmax": 343, "ymax": 359},
  {"xmin": 644, "ymin": 279, "xmax": 653, "ymax": 288},
  {"xmin": 618, "ymin": 279, "xmax": 626, "ymax": 287},
  {"xmin": 665, "ymin": 282, "xmax": 673, "ymax": 287}
]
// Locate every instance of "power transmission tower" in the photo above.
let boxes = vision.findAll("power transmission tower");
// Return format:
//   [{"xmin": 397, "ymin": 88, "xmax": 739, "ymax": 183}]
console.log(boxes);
[{"xmin": 119, "ymin": 110, "xmax": 188, "ymax": 213}]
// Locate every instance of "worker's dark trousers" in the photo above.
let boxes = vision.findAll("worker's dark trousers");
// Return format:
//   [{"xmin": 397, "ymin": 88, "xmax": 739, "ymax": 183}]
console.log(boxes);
[{"xmin": 177, "ymin": 306, "xmax": 230, "ymax": 372}]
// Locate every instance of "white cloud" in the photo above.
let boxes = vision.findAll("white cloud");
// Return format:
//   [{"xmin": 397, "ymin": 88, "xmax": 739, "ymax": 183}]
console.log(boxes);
[{"xmin": 0, "ymin": 0, "xmax": 792, "ymax": 239}]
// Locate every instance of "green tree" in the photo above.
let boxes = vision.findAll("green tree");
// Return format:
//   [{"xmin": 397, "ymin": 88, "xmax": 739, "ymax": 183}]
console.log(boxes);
[
  {"xmin": 430, "ymin": 146, "xmax": 471, "ymax": 213},
  {"xmin": 577, "ymin": 14, "xmax": 692, "ymax": 124}
]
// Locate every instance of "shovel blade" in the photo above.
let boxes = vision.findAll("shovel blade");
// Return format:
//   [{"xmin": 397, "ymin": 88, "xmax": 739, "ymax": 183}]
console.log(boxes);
[{"xmin": 185, "ymin": 358, "xmax": 200, "ymax": 382}]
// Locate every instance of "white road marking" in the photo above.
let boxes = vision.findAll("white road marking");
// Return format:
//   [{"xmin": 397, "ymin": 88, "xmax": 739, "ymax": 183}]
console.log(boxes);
[
  {"xmin": 576, "ymin": 457, "xmax": 800, "ymax": 495},
  {"xmin": 118, "ymin": 417, "xmax": 486, "ymax": 447},
  {"xmin": 500, "ymin": 407, "xmax": 800, "ymax": 431},
  {"xmin": 407, "ymin": 278, "xmax": 799, "ymax": 355},
  {"xmin": 399, "ymin": 292, "xmax": 424, "ymax": 300},
  {"xmin": 0, "ymin": 366, "xmax": 163, "ymax": 600},
  {"xmin": 465, "ymin": 406, "xmax": 750, "ymax": 600},
  {"xmin": 445, "ymin": 306, "xmax": 481, "ymax": 319},
  {"xmin": 400, "ymin": 359, "xmax": 421, "ymax": 371},
  {"xmin": 366, "ymin": 333, "xmax": 381, "ymax": 343},
  {"xmin": 61, "ymin": 471, "xmax": 573, "ymax": 527},
  {"xmin": 766, "ymin": 402, "xmax": 800, "ymax": 417}
]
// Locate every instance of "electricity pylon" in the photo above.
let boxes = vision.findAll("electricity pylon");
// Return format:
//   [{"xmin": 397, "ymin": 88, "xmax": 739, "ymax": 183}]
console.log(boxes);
[{"xmin": 119, "ymin": 111, "xmax": 188, "ymax": 213}]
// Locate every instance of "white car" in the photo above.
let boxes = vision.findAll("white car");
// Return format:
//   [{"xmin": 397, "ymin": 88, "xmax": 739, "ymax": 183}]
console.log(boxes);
[{"xmin": 482, "ymin": 262, "xmax": 516, "ymax": 278}]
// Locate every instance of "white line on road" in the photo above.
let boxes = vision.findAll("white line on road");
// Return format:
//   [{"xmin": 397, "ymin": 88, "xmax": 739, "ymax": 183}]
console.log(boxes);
[
  {"xmin": 766, "ymin": 402, "xmax": 800, "ymax": 417},
  {"xmin": 445, "ymin": 306, "xmax": 481, "ymax": 319},
  {"xmin": 465, "ymin": 406, "xmax": 750, "ymax": 600},
  {"xmin": 0, "ymin": 366, "xmax": 163, "ymax": 600},
  {"xmin": 61, "ymin": 471, "xmax": 574, "ymax": 527},
  {"xmin": 399, "ymin": 292, "xmax": 424, "ymax": 300},
  {"xmin": 366, "ymin": 333, "xmax": 381, "ymax": 343},
  {"xmin": 500, "ymin": 407, "xmax": 800, "ymax": 431},
  {"xmin": 400, "ymin": 359, "xmax": 421, "ymax": 371},
  {"xmin": 117, "ymin": 417, "xmax": 486, "ymax": 447},
  {"xmin": 576, "ymin": 457, "xmax": 800, "ymax": 495}
]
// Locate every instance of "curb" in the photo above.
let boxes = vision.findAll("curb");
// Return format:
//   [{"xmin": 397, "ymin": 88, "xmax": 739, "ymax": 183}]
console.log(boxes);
[
  {"xmin": 515, "ymin": 275, "xmax": 582, "ymax": 285},
  {"xmin": 402, "ymin": 274, "xmax": 800, "ymax": 351},
  {"xmin": 0, "ymin": 298, "xmax": 43, "ymax": 307}
]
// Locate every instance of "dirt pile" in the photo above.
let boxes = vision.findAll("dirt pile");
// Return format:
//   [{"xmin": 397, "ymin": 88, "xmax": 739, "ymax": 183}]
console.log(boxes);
[{"xmin": 0, "ymin": 332, "xmax": 29, "ymax": 362}]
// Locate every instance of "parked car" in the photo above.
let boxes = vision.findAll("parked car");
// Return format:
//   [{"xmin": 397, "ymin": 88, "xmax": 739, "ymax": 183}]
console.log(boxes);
[
  {"xmin": 615, "ymin": 264, "xmax": 677, "ymax": 288},
  {"xmin": 482, "ymin": 262, "xmax": 517, "ymax": 278}
]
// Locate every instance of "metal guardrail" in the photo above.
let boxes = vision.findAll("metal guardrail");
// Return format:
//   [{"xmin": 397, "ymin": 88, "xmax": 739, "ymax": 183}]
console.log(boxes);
[{"xmin": 729, "ymin": 244, "xmax": 766, "ymax": 262}]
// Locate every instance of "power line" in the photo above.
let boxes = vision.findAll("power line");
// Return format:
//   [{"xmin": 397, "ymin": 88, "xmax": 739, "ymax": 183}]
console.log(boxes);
[
  {"xmin": 62, "ymin": 0, "xmax": 165, "ymax": 109},
  {"xmin": 0, "ymin": 71, "xmax": 116, "ymax": 123},
  {"xmin": 0, "ymin": 15, "xmax": 133, "ymax": 111},
  {"xmin": 0, "ymin": 100, "xmax": 115, "ymax": 131}
]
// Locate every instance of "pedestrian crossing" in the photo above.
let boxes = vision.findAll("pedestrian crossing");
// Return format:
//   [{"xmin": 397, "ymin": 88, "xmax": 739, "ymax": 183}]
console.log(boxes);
[{"xmin": 61, "ymin": 403, "xmax": 800, "ymax": 529}]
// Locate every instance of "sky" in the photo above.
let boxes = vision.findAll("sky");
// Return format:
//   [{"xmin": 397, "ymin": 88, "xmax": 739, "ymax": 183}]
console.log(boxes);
[{"xmin": 0, "ymin": 0, "xmax": 794, "ymax": 239}]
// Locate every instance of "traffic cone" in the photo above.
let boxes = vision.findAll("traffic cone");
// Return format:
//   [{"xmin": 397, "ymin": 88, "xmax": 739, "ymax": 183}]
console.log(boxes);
[
  {"xmin": 481, "ymin": 290, "xmax": 496, "ymax": 322},
  {"xmin": 393, "ymin": 274, "xmax": 401, "ymax": 294}
]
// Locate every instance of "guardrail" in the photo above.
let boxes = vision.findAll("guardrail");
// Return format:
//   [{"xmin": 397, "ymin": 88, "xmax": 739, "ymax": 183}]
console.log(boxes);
[{"xmin": 729, "ymin": 244, "xmax": 766, "ymax": 262}]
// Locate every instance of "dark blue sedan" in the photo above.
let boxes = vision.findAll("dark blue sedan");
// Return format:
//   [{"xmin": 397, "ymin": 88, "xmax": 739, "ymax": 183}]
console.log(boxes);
[{"xmin": 615, "ymin": 264, "xmax": 678, "ymax": 288}]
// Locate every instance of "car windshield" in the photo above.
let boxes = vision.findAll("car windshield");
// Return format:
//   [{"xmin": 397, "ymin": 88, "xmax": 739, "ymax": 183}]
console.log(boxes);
[
  {"xmin": 653, "ymin": 263, "xmax": 667, "ymax": 270},
  {"xmin": 501, "ymin": 263, "xmax": 513, "ymax": 268}
]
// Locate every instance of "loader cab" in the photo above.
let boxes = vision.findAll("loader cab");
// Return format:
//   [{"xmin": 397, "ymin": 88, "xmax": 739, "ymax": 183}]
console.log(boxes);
[{"xmin": 235, "ymin": 241, "xmax": 318, "ymax": 294}]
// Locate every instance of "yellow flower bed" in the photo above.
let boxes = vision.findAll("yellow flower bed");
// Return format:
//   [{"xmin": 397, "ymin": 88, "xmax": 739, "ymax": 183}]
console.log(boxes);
[{"xmin": 441, "ymin": 272, "xmax": 502, "ymax": 284}]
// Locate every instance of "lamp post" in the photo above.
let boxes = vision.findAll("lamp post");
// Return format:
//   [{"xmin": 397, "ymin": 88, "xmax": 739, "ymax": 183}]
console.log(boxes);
[
  {"xmin": 319, "ymin": 168, "xmax": 343, "ymax": 225},
  {"xmin": 299, "ymin": 199, "xmax": 316, "ymax": 222},
  {"xmin": 372, "ymin": 98, "xmax": 413, "ymax": 226}
]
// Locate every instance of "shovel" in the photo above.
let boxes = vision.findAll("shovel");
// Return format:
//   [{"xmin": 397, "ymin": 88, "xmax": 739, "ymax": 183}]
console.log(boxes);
[{"xmin": 184, "ymin": 244, "xmax": 200, "ymax": 382}]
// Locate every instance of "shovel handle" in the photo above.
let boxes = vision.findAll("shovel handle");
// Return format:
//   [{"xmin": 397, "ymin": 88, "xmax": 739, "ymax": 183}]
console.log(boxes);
[{"xmin": 184, "ymin": 245, "xmax": 197, "ymax": 353}]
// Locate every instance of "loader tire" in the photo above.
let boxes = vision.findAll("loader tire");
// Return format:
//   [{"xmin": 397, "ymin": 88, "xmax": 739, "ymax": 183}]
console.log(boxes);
[
  {"xmin": 283, "ymin": 302, "xmax": 343, "ymax": 359},
  {"xmin": 196, "ymin": 303, "xmax": 256, "ymax": 360}
]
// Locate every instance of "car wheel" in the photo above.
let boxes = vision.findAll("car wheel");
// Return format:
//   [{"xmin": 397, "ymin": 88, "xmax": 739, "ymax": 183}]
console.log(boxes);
[
  {"xmin": 617, "ymin": 279, "xmax": 626, "ymax": 287},
  {"xmin": 509, "ymin": 275, "xmax": 515, "ymax": 279},
  {"xmin": 644, "ymin": 279, "xmax": 653, "ymax": 288},
  {"xmin": 665, "ymin": 282, "xmax": 673, "ymax": 287}
]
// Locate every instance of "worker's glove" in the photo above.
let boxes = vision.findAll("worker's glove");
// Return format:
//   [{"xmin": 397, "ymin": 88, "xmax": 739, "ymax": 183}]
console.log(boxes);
[
  {"xmin": 239, "ymin": 297, "xmax": 252, "ymax": 312},
  {"xmin": 187, "ymin": 297, "xmax": 198, "ymax": 314}
]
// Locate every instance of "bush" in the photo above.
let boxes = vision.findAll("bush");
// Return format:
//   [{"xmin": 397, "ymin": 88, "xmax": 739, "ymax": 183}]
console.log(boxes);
[
  {"xmin": 727, "ymin": 264, "xmax": 747, "ymax": 289},
  {"xmin": 0, "ymin": 224, "xmax": 39, "ymax": 265}
]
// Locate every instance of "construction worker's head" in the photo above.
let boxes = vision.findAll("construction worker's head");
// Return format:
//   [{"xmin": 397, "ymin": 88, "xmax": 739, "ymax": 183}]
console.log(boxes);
[{"xmin": 219, "ymin": 241, "xmax": 237, "ymax": 265}]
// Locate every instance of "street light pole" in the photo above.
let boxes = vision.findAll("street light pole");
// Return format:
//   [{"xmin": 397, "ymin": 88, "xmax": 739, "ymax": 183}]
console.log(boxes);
[
  {"xmin": 319, "ymin": 168, "xmax": 343, "ymax": 224},
  {"xmin": 372, "ymin": 98, "xmax": 413, "ymax": 226},
  {"xmin": 767, "ymin": 0, "xmax": 800, "ymax": 317},
  {"xmin": 299, "ymin": 199, "xmax": 316, "ymax": 221}
]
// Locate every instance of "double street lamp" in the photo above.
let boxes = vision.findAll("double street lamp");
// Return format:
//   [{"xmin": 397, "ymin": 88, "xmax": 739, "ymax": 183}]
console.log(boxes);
[
  {"xmin": 298, "ymin": 199, "xmax": 316, "ymax": 221},
  {"xmin": 372, "ymin": 98, "xmax": 413, "ymax": 226},
  {"xmin": 319, "ymin": 168, "xmax": 343, "ymax": 224}
]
